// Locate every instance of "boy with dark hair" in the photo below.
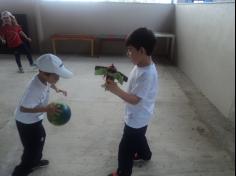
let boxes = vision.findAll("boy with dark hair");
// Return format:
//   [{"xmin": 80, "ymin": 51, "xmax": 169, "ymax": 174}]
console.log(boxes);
[{"xmin": 106, "ymin": 27, "xmax": 158, "ymax": 176}]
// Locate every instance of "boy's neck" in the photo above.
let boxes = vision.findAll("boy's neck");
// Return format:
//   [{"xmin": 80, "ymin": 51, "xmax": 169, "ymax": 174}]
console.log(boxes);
[
  {"xmin": 37, "ymin": 74, "xmax": 47, "ymax": 85},
  {"xmin": 137, "ymin": 56, "xmax": 152, "ymax": 67}
]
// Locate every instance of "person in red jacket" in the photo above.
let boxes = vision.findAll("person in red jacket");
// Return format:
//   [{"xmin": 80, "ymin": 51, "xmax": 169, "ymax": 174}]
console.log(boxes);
[{"xmin": 0, "ymin": 11, "xmax": 34, "ymax": 73}]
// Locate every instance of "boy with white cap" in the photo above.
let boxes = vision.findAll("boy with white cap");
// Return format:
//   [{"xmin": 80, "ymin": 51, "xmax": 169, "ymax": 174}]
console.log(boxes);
[
  {"xmin": 12, "ymin": 54, "xmax": 73, "ymax": 176},
  {"xmin": 0, "ymin": 10, "xmax": 34, "ymax": 73}
]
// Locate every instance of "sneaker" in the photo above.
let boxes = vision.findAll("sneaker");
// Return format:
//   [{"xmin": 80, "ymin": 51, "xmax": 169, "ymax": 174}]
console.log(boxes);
[
  {"xmin": 12, "ymin": 171, "xmax": 32, "ymax": 176},
  {"xmin": 18, "ymin": 67, "xmax": 24, "ymax": 73},
  {"xmin": 32, "ymin": 159, "xmax": 49, "ymax": 170},
  {"xmin": 12, "ymin": 166, "xmax": 33, "ymax": 176},
  {"xmin": 107, "ymin": 171, "xmax": 119, "ymax": 176},
  {"xmin": 30, "ymin": 63, "xmax": 37, "ymax": 67},
  {"xmin": 30, "ymin": 63, "xmax": 38, "ymax": 70}
]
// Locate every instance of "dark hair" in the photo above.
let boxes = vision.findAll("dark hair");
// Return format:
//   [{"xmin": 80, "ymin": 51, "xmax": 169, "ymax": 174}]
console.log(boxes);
[{"xmin": 126, "ymin": 27, "xmax": 156, "ymax": 56}]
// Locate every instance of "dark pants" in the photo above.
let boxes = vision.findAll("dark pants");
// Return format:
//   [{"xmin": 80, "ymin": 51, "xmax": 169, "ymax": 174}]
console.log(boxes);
[
  {"xmin": 12, "ymin": 120, "xmax": 46, "ymax": 176},
  {"xmin": 117, "ymin": 124, "xmax": 152, "ymax": 176},
  {"xmin": 12, "ymin": 42, "xmax": 33, "ymax": 69}
]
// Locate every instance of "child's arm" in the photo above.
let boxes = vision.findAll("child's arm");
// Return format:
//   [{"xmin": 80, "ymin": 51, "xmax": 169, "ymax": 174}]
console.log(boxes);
[
  {"xmin": 19, "ymin": 31, "xmax": 32, "ymax": 42},
  {"xmin": 0, "ymin": 35, "xmax": 6, "ymax": 45},
  {"xmin": 51, "ymin": 84, "xmax": 67, "ymax": 96},
  {"xmin": 20, "ymin": 103, "xmax": 59, "ymax": 114},
  {"xmin": 105, "ymin": 80, "xmax": 140, "ymax": 105},
  {"xmin": 9, "ymin": 15, "xmax": 29, "ymax": 42}
]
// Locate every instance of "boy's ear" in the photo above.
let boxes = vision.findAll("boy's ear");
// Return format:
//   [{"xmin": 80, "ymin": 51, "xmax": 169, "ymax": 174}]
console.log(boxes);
[{"xmin": 139, "ymin": 47, "xmax": 146, "ymax": 55}]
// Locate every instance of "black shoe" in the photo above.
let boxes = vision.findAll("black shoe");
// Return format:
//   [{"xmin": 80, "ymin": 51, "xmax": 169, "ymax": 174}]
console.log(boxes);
[
  {"xmin": 12, "ymin": 172, "xmax": 30, "ymax": 176},
  {"xmin": 18, "ymin": 67, "xmax": 24, "ymax": 73},
  {"xmin": 12, "ymin": 166, "xmax": 33, "ymax": 176},
  {"xmin": 30, "ymin": 63, "xmax": 37, "ymax": 67},
  {"xmin": 32, "ymin": 159, "xmax": 49, "ymax": 170}
]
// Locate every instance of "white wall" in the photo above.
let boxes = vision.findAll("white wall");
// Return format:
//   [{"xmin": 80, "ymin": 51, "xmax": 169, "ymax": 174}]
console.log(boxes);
[
  {"xmin": 175, "ymin": 3, "xmax": 235, "ymax": 123},
  {"xmin": 38, "ymin": 2, "xmax": 174, "ymax": 52},
  {"xmin": 1, "ymin": 0, "xmax": 175, "ymax": 53}
]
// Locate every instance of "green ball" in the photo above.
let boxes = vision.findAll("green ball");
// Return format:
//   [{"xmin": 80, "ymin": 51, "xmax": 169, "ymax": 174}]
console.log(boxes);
[{"xmin": 47, "ymin": 103, "xmax": 71, "ymax": 126}]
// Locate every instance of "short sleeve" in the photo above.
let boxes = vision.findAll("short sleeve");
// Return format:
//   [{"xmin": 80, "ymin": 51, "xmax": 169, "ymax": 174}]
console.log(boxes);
[
  {"xmin": 131, "ymin": 73, "xmax": 152, "ymax": 99},
  {"xmin": 20, "ymin": 88, "xmax": 41, "ymax": 109}
]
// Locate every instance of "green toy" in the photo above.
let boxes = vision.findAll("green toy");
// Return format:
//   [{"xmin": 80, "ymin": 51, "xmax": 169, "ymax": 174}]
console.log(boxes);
[
  {"xmin": 95, "ymin": 64, "xmax": 128, "ymax": 88},
  {"xmin": 47, "ymin": 102, "xmax": 71, "ymax": 126}
]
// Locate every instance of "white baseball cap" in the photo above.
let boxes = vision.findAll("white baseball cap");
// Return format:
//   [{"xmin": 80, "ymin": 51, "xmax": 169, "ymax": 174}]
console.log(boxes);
[
  {"xmin": 1, "ymin": 11, "xmax": 13, "ymax": 19},
  {"xmin": 35, "ymin": 54, "xmax": 73, "ymax": 78}
]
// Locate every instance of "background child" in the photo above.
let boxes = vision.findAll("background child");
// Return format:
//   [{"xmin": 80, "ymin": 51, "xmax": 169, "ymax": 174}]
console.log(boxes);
[
  {"xmin": 0, "ymin": 10, "xmax": 34, "ymax": 73},
  {"xmin": 12, "ymin": 54, "xmax": 73, "ymax": 176},
  {"xmin": 105, "ymin": 27, "xmax": 158, "ymax": 176}
]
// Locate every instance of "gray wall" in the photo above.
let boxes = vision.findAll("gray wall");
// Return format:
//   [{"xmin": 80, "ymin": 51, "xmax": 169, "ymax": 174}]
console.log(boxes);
[
  {"xmin": 0, "ymin": 0, "xmax": 175, "ymax": 54},
  {"xmin": 175, "ymin": 3, "xmax": 235, "ymax": 124}
]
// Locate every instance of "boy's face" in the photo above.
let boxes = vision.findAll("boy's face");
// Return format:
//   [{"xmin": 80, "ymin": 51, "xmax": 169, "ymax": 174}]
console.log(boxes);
[
  {"xmin": 45, "ymin": 73, "xmax": 60, "ymax": 85},
  {"xmin": 127, "ymin": 46, "xmax": 144, "ymax": 65}
]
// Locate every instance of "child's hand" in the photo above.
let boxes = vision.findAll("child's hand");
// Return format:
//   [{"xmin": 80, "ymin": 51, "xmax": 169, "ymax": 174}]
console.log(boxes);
[
  {"xmin": 26, "ymin": 37, "xmax": 32, "ymax": 42},
  {"xmin": 105, "ymin": 79, "xmax": 119, "ymax": 93},
  {"xmin": 46, "ymin": 103, "xmax": 61, "ymax": 115},
  {"xmin": 56, "ymin": 89, "xmax": 67, "ymax": 96},
  {"xmin": 51, "ymin": 84, "xmax": 67, "ymax": 96},
  {"xmin": 0, "ymin": 38, "xmax": 6, "ymax": 45}
]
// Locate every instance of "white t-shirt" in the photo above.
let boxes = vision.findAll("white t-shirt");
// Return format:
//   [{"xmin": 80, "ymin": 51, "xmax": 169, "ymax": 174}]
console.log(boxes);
[
  {"xmin": 124, "ymin": 63, "xmax": 158, "ymax": 129},
  {"xmin": 15, "ymin": 75, "xmax": 50, "ymax": 124}
]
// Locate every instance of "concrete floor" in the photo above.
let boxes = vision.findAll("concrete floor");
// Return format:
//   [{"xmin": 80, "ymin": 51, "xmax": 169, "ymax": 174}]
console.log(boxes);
[{"xmin": 0, "ymin": 55, "xmax": 234, "ymax": 176}]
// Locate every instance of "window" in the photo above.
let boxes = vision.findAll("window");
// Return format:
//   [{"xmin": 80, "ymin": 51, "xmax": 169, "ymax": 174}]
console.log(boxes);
[
  {"xmin": 42, "ymin": 0, "xmax": 173, "ymax": 4},
  {"xmin": 180, "ymin": 0, "xmax": 234, "ymax": 3}
]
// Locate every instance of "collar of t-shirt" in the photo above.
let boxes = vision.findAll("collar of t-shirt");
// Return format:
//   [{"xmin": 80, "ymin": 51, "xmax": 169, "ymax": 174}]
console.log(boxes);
[
  {"xmin": 35, "ymin": 75, "xmax": 50, "ymax": 88},
  {"xmin": 136, "ymin": 62, "xmax": 154, "ymax": 71}
]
